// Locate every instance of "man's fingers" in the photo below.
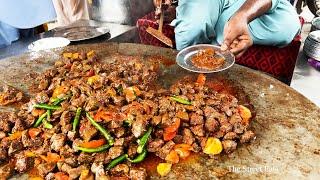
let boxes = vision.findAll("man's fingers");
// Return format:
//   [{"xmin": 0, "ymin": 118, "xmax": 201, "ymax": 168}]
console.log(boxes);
[
  {"xmin": 230, "ymin": 39, "xmax": 239, "ymax": 49},
  {"xmin": 230, "ymin": 40, "xmax": 249, "ymax": 55},
  {"xmin": 230, "ymin": 34, "xmax": 253, "ymax": 55},
  {"xmin": 222, "ymin": 23, "xmax": 240, "ymax": 51},
  {"xmin": 221, "ymin": 44, "xmax": 228, "ymax": 51},
  {"xmin": 233, "ymin": 39, "xmax": 239, "ymax": 44},
  {"xmin": 235, "ymin": 50, "xmax": 246, "ymax": 58}
]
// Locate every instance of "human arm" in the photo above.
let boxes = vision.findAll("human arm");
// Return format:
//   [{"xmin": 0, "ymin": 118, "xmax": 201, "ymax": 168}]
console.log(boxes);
[{"xmin": 221, "ymin": 0, "xmax": 272, "ymax": 58}]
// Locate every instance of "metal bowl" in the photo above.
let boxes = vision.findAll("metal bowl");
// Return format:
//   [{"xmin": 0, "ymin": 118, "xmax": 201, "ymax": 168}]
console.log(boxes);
[
  {"xmin": 311, "ymin": 17, "xmax": 320, "ymax": 31},
  {"xmin": 303, "ymin": 30, "xmax": 320, "ymax": 61},
  {"xmin": 54, "ymin": 25, "xmax": 110, "ymax": 42},
  {"xmin": 176, "ymin": 44, "xmax": 235, "ymax": 73}
]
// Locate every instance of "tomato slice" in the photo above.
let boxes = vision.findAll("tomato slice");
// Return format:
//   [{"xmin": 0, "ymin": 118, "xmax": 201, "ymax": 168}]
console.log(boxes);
[
  {"xmin": 79, "ymin": 139, "xmax": 106, "ymax": 149},
  {"xmin": 165, "ymin": 118, "xmax": 181, "ymax": 133},
  {"xmin": 163, "ymin": 130, "xmax": 177, "ymax": 141},
  {"xmin": 40, "ymin": 152, "xmax": 61, "ymax": 163},
  {"xmin": 196, "ymin": 74, "xmax": 206, "ymax": 86},
  {"xmin": 28, "ymin": 128, "xmax": 42, "ymax": 139},
  {"xmin": 54, "ymin": 172, "xmax": 69, "ymax": 180},
  {"xmin": 94, "ymin": 108, "xmax": 126, "ymax": 122}
]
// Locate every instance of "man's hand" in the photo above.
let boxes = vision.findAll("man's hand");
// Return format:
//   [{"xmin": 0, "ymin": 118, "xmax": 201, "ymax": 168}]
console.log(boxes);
[
  {"xmin": 221, "ymin": 14, "xmax": 253, "ymax": 58},
  {"xmin": 221, "ymin": 0, "xmax": 272, "ymax": 58},
  {"xmin": 153, "ymin": 0, "xmax": 175, "ymax": 23},
  {"xmin": 153, "ymin": 0, "xmax": 172, "ymax": 7}
]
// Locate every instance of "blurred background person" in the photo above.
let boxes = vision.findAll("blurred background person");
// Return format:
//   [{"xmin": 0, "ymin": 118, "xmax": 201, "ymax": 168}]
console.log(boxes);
[
  {"xmin": 0, "ymin": 0, "xmax": 56, "ymax": 48},
  {"xmin": 52, "ymin": 0, "xmax": 90, "ymax": 27},
  {"xmin": 0, "ymin": 0, "xmax": 90, "ymax": 48}
]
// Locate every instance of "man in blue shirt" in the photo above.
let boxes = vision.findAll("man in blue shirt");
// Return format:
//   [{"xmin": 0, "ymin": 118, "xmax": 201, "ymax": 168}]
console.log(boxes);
[{"xmin": 157, "ymin": 0, "xmax": 301, "ymax": 57}]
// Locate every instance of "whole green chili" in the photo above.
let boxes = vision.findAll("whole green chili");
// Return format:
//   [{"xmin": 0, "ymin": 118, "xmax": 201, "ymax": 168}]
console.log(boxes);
[
  {"xmin": 33, "ymin": 113, "xmax": 47, "ymax": 127},
  {"xmin": 34, "ymin": 99, "xmax": 62, "ymax": 128},
  {"xmin": 170, "ymin": 96, "xmax": 192, "ymax": 105},
  {"xmin": 106, "ymin": 154, "xmax": 128, "ymax": 170},
  {"xmin": 33, "ymin": 103, "xmax": 61, "ymax": 110},
  {"xmin": 128, "ymin": 148, "xmax": 147, "ymax": 163},
  {"xmin": 137, "ymin": 127, "xmax": 152, "ymax": 154},
  {"xmin": 75, "ymin": 144, "xmax": 111, "ymax": 153},
  {"xmin": 86, "ymin": 112, "xmax": 114, "ymax": 146},
  {"xmin": 72, "ymin": 107, "xmax": 82, "ymax": 131}
]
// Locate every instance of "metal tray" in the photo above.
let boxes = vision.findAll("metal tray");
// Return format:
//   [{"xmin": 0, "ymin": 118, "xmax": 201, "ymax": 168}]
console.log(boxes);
[
  {"xmin": 176, "ymin": 44, "xmax": 235, "ymax": 73},
  {"xmin": 54, "ymin": 25, "xmax": 110, "ymax": 42}
]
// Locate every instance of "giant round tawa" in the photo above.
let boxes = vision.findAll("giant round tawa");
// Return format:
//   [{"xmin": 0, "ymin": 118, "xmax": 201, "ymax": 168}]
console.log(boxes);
[{"xmin": 0, "ymin": 43, "xmax": 319, "ymax": 179}]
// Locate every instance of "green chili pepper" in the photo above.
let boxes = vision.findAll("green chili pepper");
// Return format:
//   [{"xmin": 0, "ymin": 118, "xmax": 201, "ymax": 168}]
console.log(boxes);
[
  {"xmin": 34, "ymin": 103, "xmax": 61, "ymax": 110},
  {"xmin": 170, "ymin": 96, "xmax": 192, "ymax": 105},
  {"xmin": 72, "ymin": 107, "xmax": 82, "ymax": 132},
  {"xmin": 43, "ymin": 119, "xmax": 53, "ymax": 129},
  {"xmin": 46, "ymin": 110, "xmax": 51, "ymax": 121},
  {"xmin": 75, "ymin": 144, "xmax": 111, "ymax": 153},
  {"xmin": 52, "ymin": 98, "xmax": 64, "ymax": 106},
  {"xmin": 86, "ymin": 112, "xmax": 114, "ymax": 146},
  {"xmin": 128, "ymin": 148, "xmax": 147, "ymax": 163},
  {"xmin": 106, "ymin": 154, "xmax": 128, "ymax": 170},
  {"xmin": 50, "ymin": 94, "xmax": 71, "ymax": 105},
  {"xmin": 33, "ymin": 113, "xmax": 47, "ymax": 127},
  {"xmin": 137, "ymin": 127, "xmax": 152, "ymax": 154},
  {"xmin": 50, "ymin": 97, "xmax": 58, "ymax": 104},
  {"xmin": 43, "ymin": 110, "xmax": 53, "ymax": 129}
]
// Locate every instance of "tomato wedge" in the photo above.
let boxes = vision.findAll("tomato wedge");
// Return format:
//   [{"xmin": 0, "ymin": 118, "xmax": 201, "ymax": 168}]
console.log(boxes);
[
  {"xmin": 54, "ymin": 172, "xmax": 69, "ymax": 180},
  {"xmin": 163, "ymin": 130, "xmax": 177, "ymax": 141},
  {"xmin": 94, "ymin": 108, "xmax": 126, "ymax": 123},
  {"xmin": 79, "ymin": 139, "xmax": 106, "ymax": 149},
  {"xmin": 28, "ymin": 128, "xmax": 42, "ymax": 139},
  {"xmin": 196, "ymin": 74, "xmax": 206, "ymax": 86},
  {"xmin": 163, "ymin": 118, "xmax": 181, "ymax": 141},
  {"xmin": 40, "ymin": 152, "xmax": 61, "ymax": 163},
  {"xmin": 165, "ymin": 118, "xmax": 180, "ymax": 133}
]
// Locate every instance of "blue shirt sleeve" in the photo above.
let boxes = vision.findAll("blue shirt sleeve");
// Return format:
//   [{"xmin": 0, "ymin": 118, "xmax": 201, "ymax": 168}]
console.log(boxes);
[
  {"xmin": 0, "ymin": 21, "xmax": 19, "ymax": 48},
  {"xmin": 0, "ymin": 0, "xmax": 57, "ymax": 29},
  {"xmin": 268, "ymin": 0, "xmax": 280, "ymax": 13}
]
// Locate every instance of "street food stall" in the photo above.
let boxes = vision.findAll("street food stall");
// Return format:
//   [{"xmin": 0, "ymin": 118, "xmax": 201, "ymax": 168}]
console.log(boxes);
[{"xmin": 0, "ymin": 0, "xmax": 319, "ymax": 179}]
